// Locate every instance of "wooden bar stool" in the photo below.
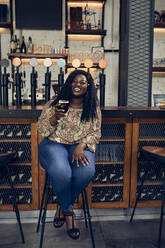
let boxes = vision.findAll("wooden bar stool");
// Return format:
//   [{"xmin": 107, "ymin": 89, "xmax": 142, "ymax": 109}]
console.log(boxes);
[
  {"xmin": 0, "ymin": 151, "xmax": 25, "ymax": 243},
  {"xmin": 36, "ymin": 173, "xmax": 95, "ymax": 248},
  {"xmin": 130, "ymin": 146, "xmax": 165, "ymax": 248}
]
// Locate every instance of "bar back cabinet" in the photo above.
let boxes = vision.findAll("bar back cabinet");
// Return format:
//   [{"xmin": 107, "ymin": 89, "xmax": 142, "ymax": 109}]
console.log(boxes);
[
  {"xmin": 0, "ymin": 118, "xmax": 39, "ymax": 210},
  {"xmin": 39, "ymin": 117, "xmax": 132, "ymax": 209},
  {"xmin": 130, "ymin": 118, "xmax": 165, "ymax": 208},
  {"xmin": 1, "ymin": 116, "xmax": 165, "ymax": 210}
]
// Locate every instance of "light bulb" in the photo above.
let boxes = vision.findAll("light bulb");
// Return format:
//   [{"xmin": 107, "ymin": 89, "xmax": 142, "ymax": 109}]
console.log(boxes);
[
  {"xmin": 29, "ymin": 58, "xmax": 38, "ymax": 67},
  {"xmin": 72, "ymin": 58, "xmax": 81, "ymax": 68},
  {"xmin": 57, "ymin": 58, "xmax": 66, "ymax": 68},
  {"xmin": 43, "ymin": 58, "xmax": 52, "ymax": 67},
  {"xmin": 12, "ymin": 57, "xmax": 21, "ymax": 67}
]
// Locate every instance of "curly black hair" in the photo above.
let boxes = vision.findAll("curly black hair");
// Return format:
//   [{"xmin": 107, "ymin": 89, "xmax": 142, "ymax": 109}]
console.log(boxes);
[{"xmin": 51, "ymin": 70, "xmax": 99, "ymax": 122}]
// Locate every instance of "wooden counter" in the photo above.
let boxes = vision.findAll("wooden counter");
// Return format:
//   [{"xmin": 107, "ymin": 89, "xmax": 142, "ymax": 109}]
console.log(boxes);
[
  {"xmin": 0, "ymin": 105, "xmax": 165, "ymax": 118},
  {"xmin": 0, "ymin": 106, "xmax": 165, "ymax": 210}
]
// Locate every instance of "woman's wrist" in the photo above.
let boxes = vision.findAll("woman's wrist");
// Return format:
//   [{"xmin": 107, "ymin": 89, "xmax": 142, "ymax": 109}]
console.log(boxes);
[{"xmin": 79, "ymin": 142, "xmax": 87, "ymax": 150}]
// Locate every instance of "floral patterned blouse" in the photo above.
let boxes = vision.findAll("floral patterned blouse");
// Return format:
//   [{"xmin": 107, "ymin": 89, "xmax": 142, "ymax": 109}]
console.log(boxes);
[{"xmin": 37, "ymin": 98, "xmax": 102, "ymax": 152}]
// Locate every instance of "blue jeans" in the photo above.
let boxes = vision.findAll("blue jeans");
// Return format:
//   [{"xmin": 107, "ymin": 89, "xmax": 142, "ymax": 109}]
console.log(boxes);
[{"xmin": 38, "ymin": 138, "xmax": 95, "ymax": 211}]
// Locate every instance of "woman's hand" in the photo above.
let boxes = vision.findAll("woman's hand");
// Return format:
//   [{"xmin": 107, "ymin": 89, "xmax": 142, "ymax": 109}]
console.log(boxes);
[
  {"xmin": 72, "ymin": 143, "xmax": 90, "ymax": 167},
  {"xmin": 49, "ymin": 104, "xmax": 66, "ymax": 126}
]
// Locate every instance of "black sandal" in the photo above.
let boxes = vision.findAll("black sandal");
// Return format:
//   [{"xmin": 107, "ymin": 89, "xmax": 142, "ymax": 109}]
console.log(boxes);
[
  {"xmin": 64, "ymin": 210, "xmax": 80, "ymax": 240},
  {"xmin": 53, "ymin": 206, "xmax": 65, "ymax": 228}
]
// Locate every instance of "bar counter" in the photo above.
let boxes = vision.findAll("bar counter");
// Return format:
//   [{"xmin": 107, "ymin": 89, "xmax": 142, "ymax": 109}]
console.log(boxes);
[
  {"xmin": 0, "ymin": 106, "xmax": 165, "ymax": 211},
  {"xmin": 0, "ymin": 105, "xmax": 165, "ymax": 118}
]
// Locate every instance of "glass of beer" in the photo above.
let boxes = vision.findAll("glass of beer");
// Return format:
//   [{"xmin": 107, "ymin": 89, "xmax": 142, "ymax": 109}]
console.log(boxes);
[{"xmin": 57, "ymin": 100, "xmax": 69, "ymax": 113}]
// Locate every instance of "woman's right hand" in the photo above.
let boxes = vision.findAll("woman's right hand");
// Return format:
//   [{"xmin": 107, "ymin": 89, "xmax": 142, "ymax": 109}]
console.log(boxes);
[{"xmin": 49, "ymin": 104, "xmax": 66, "ymax": 126}]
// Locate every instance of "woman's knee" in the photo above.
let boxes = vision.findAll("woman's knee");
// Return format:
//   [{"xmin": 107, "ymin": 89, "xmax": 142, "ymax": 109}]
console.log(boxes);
[
  {"xmin": 73, "ymin": 165, "xmax": 95, "ymax": 187},
  {"xmin": 86, "ymin": 165, "xmax": 95, "ymax": 181},
  {"xmin": 49, "ymin": 164, "xmax": 71, "ymax": 179}
]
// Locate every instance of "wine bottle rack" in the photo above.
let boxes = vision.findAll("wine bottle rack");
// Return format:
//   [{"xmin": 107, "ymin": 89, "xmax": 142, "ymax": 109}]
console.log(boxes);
[
  {"xmin": 139, "ymin": 123, "xmax": 165, "ymax": 138},
  {"xmin": 0, "ymin": 119, "xmax": 39, "ymax": 210},
  {"xmin": 95, "ymin": 142, "xmax": 124, "ymax": 162},
  {"xmin": 0, "ymin": 142, "xmax": 31, "ymax": 162},
  {"xmin": 101, "ymin": 123, "xmax": 125, "ymax": 138},
  {"xmin": 91, "ymin": 118, "xmax": 131, "ymax": 208},
  {"xmin": 92, "ymin": 186, "xmax": 123, "ymax": 203},
  {"xmin": 94, "ymin": 164, "xmax": 124, "ymax": 184},
  {"xmin": 138, "ymin": 162, "xmax": 165, "ymax": 182},
  {"xmin": 130, "ymin": 118, "xmax": 165, "ymax": 208},
  {"xmin": 0, "ymin": 165, "xmax": 32, "ymax": 185},
  {"xmin": 137, "ymin": 185, "xmax": 163, "ymax": 202},
  {"xmin": 0, "ymin": 188, "xmax": 32, "ymax": 205},
  {"xmin": 0, "ymin": 124, "xmax": 31, "ymax": 140}
]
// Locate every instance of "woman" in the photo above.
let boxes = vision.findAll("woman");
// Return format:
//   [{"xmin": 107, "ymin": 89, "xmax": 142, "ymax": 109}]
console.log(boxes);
[{"xmin": 37, "ymin": 69, "xmax": 101, "ymax": 240}]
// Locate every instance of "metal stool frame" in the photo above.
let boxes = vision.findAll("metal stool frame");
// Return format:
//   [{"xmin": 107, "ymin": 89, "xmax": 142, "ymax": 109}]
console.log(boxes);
[
  {"xmin": 36, "ymin": 173, "xmax": 95, "ymax": 248},
  {"xmin": 0, "ymin": 151, "xmax": 25, "ymax": 243},
  {"xmin": 130, "ymin": 146, "xmax": 165, "ymax": 248}
]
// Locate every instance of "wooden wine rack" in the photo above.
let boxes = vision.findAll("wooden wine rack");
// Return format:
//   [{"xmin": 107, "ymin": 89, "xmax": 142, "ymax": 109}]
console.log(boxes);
[
  {"xmin": 0, "ymin": 118, "xmax": 39, "ymax": 210},
  {"xmin": 0, "ymin": 107, "xmax": 165, "ymax": 210}
]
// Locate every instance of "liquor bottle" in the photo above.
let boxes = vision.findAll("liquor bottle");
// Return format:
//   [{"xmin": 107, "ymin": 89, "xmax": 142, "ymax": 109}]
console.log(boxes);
[
  {"xmin": 16, "ymin": 39, "xmax": 21, "ymax": 53},
  {"xmin": 14, "ymin": 35, "xmax": 17, "ymax": 50},
  {"xmin": 97, "ymin": 20, "xmax": 101, "ymax": 30},
  {"xmin": 27, "ymin": 36, "xmax": 33, "ymax": 53},
  {"xmin": 20, "ymin": 36, "xmax": 26, "ymax": 53},
  {"xmin": 10, "ymin": 35, "xmax": 16, "ymax": 53}
]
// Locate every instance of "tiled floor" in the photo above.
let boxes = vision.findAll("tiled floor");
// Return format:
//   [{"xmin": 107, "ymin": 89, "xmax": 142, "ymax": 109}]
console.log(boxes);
[{"xmin": 0, "ymin": 218, "xmax": 165, "ymax": 248}]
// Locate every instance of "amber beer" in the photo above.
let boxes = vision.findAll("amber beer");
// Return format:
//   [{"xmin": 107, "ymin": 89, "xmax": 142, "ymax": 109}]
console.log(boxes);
[{"xmin": 57, "ymin": 100, "xmax": 69, "ymax": 113}]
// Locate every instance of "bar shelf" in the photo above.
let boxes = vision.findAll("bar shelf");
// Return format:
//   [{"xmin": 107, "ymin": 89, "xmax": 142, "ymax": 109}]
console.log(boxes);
[
  {"xmin": 0, "ymin": 22, "xmax": 11, "ymax": 28},
  {"xmin": 66, "ymin": 29, "xmax": 106, "ymax": 36},
  {"xmin": 8, "ymin": 53, "xmax": 67, "ymax": 59},
  {"xmin": 139, "ymin": 138, "xmax": 165, "ymax": 141},
  {"xmin": 93, "ymin": 183, "xmax": 123, "ymax": 187},
  {"xmin": 0, "ymin": 185, "xmax": 32, "ymax": 189},
  {"xmin": 95, "ymin": 161, "xmax": 124, "ymax": 165},
  {"xmin": 100, "ymin": 138, "xmax": 125, "ymax": 142},
  {"xmin": 137, "ymin": 181, "xmax": 164, "ymax": 186},
  {"xmin": 152, "ymin": 67, "xmax": 165, "ymax": 72},
  {"xmin": 154, "ymin": 23, "xmax": 165, "ymax": 28}
]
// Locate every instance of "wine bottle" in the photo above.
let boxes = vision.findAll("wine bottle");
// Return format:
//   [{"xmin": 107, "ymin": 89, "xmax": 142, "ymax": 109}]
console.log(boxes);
[
  {"xmin": 10, "ymin": 35, "xmax": 16, "ymax": 53},
  {"xmin": 27, "ymin": 36, "xmax": 33, "ymax": 53},
  {"xmin": 16, "ymin": 39, "xmax": 21, "ymax": 53},
  {"xmin": 20, "ymin": 36, "xmax": 26, "ymax": 53},
  {"xmin": 14, "ymin": 35, "xmax": 18, "ymax": 51}
]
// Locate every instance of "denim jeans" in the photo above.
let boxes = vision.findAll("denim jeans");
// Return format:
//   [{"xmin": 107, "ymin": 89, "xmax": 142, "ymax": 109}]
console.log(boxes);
[{"xmin": 38, "ymin": 138, "xmax": 95, "ymax": 211}]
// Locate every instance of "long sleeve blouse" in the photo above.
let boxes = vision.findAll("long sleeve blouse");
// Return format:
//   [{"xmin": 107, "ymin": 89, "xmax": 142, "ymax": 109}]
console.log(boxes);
[{"xmin": 37, "ymin": 98, "xmax": 102, "ymax": 152}]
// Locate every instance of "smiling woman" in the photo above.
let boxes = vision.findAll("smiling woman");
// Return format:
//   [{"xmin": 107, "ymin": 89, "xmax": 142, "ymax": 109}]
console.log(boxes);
[
  {"xmin": 72, "ymin": 74, "xmax": 88, "ymax": 99},
  {"xmin": 37, "ymin": 69, "xmax": 101, "ymax": 240}
]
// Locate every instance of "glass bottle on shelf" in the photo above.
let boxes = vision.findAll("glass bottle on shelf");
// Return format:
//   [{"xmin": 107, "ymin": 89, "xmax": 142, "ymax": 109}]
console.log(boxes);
[
  {"xmin": 16, "ymin": 39, "xmax": 21, "ymax": 53},
  {"xmin": 27, "ymin": 36, "xmax": 33, "ymax": 54},
  {"xmin": 98, "ymin": 20, "xmax": 101, "ymax": 30},
  {"xmin": 20, "ymin": 36, "xmax": 26, "ymax": 54},
  {"xmin": 10, "ymin": 35, "xmax": 16, "ymax": 53},
  {"xmin": 14, "ymin": 35, "xmax": 17, "ymax": 50}
]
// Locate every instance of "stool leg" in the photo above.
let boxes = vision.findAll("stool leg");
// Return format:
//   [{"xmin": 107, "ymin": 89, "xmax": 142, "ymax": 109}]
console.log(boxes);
[
  {"xmin": 83, "ymin": 189, "xmax": 95, "ymax": 248},
  {"xmin": 157, "ymin": 179, "xmax": 165, "ymax": 248},
  {"xmin": 81, "ymin": 191, "xmax": 88, "ymax": 228},
  {"xmin": 40, "ymin": 176, "xmax": 49, "ymax": 248},
  {"xmin": 130, "ymin": 169, "xmax": 148, "ymax": 223},
  {"xmin": 36, "ymin": 174, "xmax": 48, "ymax": 233},
  {"xmin": 6, "ymin": 165, "xmax": 25, "ymax": 244}
]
